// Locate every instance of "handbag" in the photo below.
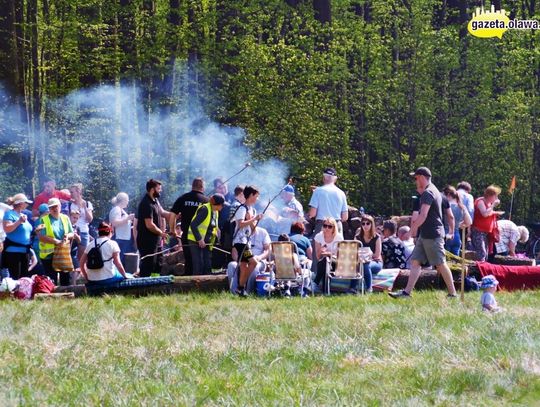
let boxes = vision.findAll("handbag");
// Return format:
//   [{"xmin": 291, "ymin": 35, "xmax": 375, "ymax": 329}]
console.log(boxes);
[{"xmin": 52, "ymin": 241, "xmax": 74, "ymax": 272}]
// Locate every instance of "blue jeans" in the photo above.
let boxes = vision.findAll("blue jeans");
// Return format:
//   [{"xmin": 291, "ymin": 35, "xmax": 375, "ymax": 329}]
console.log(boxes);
[
  {"xmin": 445, "ymin": 230, "xmax": 461, "ymax": 256},
  {"xmin": 79, "ymin": 232, "xmax": 89, "ymax": 248},
  {"xmin": 86, "ymin": 271, "xmax": 124, "ymax": 286},
  {"xmin": 190, "ymin": 244, "xmax": 212, "ymax": 275},
  {"xmin": 351, "ymin": 261, "xmax": 382, "ymax": 291},
  {"xmin": 226, "ymin": 261, "xmax": 261, "ymax": 293},
  {"xmin": 115, "ymin": 238, "xmax": 134, "ymax": 265}
]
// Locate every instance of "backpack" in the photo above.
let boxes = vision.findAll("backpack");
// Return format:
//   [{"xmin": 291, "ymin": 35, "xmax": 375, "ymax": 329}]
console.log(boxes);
[
  {"xmin": 86, "ymin": 239, "xmax": 113, "ymax": 270},
  {"xmin": 32, "ymin": 275, "xmax": 55, "ymax": 297},
  {"xmin": 228, "ymin": 203, "xmax": 248, "ymax": 237}
]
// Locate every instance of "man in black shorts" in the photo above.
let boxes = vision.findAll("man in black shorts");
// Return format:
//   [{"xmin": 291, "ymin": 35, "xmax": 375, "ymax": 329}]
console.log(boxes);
[{"xmin": 389, "ymin": 167, "xmax": 457, "ymax": 298}]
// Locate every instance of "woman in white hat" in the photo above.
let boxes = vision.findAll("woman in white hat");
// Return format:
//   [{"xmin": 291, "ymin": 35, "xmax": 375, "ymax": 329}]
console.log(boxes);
[
  {"xmin": 2, "ymin": 193, "xmax": 33, "ymax": 279},
  {"xmin": 36, "ymin": 197, "xmax": 74, "ymax": 285}
]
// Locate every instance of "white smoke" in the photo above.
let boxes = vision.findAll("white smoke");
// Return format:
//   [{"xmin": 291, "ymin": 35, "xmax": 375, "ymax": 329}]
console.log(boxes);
[{"xmin": 0, "ymin": 72, "xmax": 289, "ymax": 218}]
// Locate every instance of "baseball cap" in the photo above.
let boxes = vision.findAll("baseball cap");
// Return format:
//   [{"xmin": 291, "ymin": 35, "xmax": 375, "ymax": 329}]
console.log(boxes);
[
  {"xmin": 211, "ymin": 193, "xmax": 225, "ymax": 205},
  {"xmin": 38, "ymin": 203, "xmax": 50, "ymax": 215},
  {"xmin": 47, "ymin": 197, "xmax": 61, "ymax": 207},
  {"xmin": 323, "ymin": 167, "xmax": 337, "ymax": 177},
  {"xmin": 409, "ymin": 167, "xmax": 432, "ymax": 178},
  {"xmin": 283, "ymin": 185, "xmax": 295, "ymax": 194},
  {"xmin": 480, "ymin": 275, "xmax": 499, "ymax": 289}
]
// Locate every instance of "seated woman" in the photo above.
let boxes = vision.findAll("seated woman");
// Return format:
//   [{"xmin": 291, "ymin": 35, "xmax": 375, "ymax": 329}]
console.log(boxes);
[
  {"xmin": 80, "ymin": 222, "xmax": 127, "ymax": 285},
  {"xmin": 312, "ymin": 217, "xmax": 344, "ymax": 292},
  {"xmin": 354, "ymin": 214, "xmax": 382, "ymax": 293},
  {"xmin": 289, "ymin": 221, "xmax": 313, "ymax": 264}
]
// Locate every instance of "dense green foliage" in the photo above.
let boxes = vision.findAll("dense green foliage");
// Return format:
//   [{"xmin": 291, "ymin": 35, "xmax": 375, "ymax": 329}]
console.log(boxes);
[
  {"xmin": 1, "ymin": 291, "xmax": 540, "ymax": 404},
  {"xmin": 0, "ymin": 0, "xmax": 539, "ymax": 220}
]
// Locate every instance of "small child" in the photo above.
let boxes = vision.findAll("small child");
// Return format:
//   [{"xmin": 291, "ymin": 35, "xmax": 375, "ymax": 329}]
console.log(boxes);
[{"xmin": 480, "ymin": 275, "xmax": 501, "ymax": 312}]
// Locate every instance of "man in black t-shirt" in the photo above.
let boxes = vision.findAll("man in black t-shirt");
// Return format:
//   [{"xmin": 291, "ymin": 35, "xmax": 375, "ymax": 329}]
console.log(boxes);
[
  {"xmin": 390, "ymin": 167, "xmax": 457, "ymax": 299},
  {"xmin": 136, "ymin": 179, "xmax": 173, "ymax": 277},
  {"xmin": 169, "ymin": 177, "xmax": 209, "ymax": 275}
]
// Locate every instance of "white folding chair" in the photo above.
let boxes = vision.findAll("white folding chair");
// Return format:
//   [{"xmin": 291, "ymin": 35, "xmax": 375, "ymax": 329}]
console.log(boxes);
[{"xmin": 326, "ymin": 240, "xmax": 363, "ymax": 295}]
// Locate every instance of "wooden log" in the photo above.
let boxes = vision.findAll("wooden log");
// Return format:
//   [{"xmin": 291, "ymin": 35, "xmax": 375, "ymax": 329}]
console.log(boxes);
[
  {"xmin": 160, "ymin": 250, "xmax": 186, "ymax": 276},
  {"xmin": 491, "ymin": 255, "xmax": 535, "ymax": 266},
  {"xmin": 393, "ymin": 268, "xmax": 446, "ymax": 290},
  {"xmin": 55, "ymin": 284, "xmax": 87, "ymax": 297}
]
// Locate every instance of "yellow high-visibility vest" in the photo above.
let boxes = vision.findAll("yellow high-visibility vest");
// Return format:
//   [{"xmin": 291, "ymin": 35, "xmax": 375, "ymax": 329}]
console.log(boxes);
[
  {"xmin": 39, "ymin": 214, "xmax": 71, "ymax": 259},
  {"xmin": 187, "ymin": 203, "xmax": 218, "ymax": 248}
]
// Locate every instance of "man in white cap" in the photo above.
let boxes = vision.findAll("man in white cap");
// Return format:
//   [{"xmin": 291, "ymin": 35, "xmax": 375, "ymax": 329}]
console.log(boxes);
[
  {"xmin": 495, "ymin": 220, "xmax": 529, "ymax": 257},
  {"xmin": 308, "ymin": 167, "xmax": 348, "ymax": 235},
  {"xmin": 308, "ymin": 168, "xmax": 348, "ymax": 275},
  {"xmin": 390, "ymin": 167, "xmax": 457, "ymax": 299}
]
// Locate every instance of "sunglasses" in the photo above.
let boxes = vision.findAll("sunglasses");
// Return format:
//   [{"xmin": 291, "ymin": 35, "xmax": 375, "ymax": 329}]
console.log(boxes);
[
  {"xmin": 361, "ymin": 221, "xmax": 372, "ymax": 226},
  {"xmin": 322, "ymin": 224, "xmax": 334, "ymax": 229}
]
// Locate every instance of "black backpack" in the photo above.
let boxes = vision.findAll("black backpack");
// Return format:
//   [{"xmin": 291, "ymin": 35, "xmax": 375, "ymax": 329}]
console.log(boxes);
[{"xmin": 86, "ymin": 239, "xmax": 113, "ymax": 270}]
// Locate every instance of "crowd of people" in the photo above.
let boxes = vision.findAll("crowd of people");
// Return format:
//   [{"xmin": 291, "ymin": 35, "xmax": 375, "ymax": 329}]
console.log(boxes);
[{"xmin": 0, "ymin": 167, "xmax": 532, "ymax": 303}]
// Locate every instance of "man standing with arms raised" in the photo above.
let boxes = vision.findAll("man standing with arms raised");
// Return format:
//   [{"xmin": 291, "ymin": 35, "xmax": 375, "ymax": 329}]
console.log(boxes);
[
  {"xmin": 136, "ymin": 179, "xmax": 173, "ymax": 277},
  {"xmin": 169, "ymin": 177, "xmax": 209, "ymax": 276},
  {"xmin": 389, "ymin": 167, "xmax": 457, "ymax": 298}
]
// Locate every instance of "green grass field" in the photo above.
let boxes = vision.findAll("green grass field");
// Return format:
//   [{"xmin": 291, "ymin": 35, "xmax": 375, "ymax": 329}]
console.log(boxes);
[{"xmin": 1, "ymin": 291, "xmax": 540, "ymax": 406}]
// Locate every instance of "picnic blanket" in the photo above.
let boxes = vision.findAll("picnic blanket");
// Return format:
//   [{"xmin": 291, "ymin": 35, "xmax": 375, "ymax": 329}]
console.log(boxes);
[
  {"xmin": 476, "ymin": 262, "xmax": 540, "ymax": 291},
  {"xmin": 86, "ymin": 276, "xmax": 174, "ymax": 296},
  {"xmin": 329, "ymin": 268, "xmax": 401, "ymax": 293},
  {"xmin": 372, "ymin": 268, "xmax": 401, "ymax": 292}
]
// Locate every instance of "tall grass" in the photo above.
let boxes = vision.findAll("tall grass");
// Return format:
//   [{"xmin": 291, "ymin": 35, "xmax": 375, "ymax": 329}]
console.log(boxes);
[{"xmin": 1, "ymin": 291, "xmax": 539, "ymax": 406}]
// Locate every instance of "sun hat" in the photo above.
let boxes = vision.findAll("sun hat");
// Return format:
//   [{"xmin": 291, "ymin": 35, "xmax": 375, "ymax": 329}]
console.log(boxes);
[
  {"xmin": 47, "ymin": 197, "xmax": 61, "ymax": 207},
  {"xmin": 12, "ymin": 193, "xmax": 33, "ymax": 205},
  {"xmin": 480, "ymin": 275, "xmax": 499, "ymax": 289}
]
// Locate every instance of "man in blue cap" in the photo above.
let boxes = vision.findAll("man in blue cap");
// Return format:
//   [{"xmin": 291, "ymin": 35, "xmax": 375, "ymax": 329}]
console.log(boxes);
[{"xmin": 280, "ymin": 184, "xmax": 304, "ymax": 222}]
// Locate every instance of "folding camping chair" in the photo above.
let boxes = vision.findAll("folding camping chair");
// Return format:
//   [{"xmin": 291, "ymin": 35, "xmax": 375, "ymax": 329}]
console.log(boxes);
[
  {"xmin": 270, "ymin": 241, "xmax": 310, "ymax": 297},
  {"xmin": 326, "ymin": 240, "xmax": 363, "ymax": 295}
]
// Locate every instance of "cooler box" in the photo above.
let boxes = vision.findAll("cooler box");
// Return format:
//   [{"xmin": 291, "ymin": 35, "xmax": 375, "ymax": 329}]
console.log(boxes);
[{"xmin": 256, "ymin": 272, "xmax": 272, "ymax": 296}]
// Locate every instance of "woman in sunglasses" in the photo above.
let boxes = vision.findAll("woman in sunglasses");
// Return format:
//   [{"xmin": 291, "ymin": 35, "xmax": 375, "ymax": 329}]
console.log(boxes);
[
  {"xmin": 312, "ymin": 217, "xmax": 343, "ymax": 292},
  {"xmin": 354, "ymin": 215, "xmax": 382, "ymax": 292}
]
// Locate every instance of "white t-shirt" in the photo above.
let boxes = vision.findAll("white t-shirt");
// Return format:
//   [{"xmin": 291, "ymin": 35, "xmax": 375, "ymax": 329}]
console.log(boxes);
[
  {"xmin": 84, "ymin": 237, "xmax": 120, "ymax": 281},
  {"xmin": 233, "ymin": 205, "xmax": 257, "ymax": 245},
  {"xmin": 70, "ymin": 201, "xmax": 94, "ymax": 233},
  {"xmin": 109, "ymin": 206, "xmax": 132, "ymax": 240},
  {"xmin": 314, "ymin": 231, "xmax": 344, "ymax": 256},
  {"xmin": 250, "ymin": 227, "xmax": 271, "ymax": 256}
]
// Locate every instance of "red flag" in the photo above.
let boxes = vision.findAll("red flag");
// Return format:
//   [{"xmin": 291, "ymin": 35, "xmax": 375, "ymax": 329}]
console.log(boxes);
[{"xmin": 509, "ymin": 175, "xmax": 516, "ymax": 193}]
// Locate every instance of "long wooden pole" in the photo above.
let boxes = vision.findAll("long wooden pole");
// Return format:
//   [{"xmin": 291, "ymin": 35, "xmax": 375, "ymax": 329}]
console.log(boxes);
[
  {"xmin": 461, "ymin": 227, "xmax": 466, "ymax": 302},
  {"xmin": 509, "ymin": 190, "xmax": 515, "ymax": 221}
]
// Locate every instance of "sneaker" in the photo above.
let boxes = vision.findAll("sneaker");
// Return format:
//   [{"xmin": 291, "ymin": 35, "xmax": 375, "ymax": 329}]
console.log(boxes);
[
  {"xmin": 283, "ymin": 289, "xmax": 292, "ymax": 297},
  {"xmin": 346, "ymin": 288, "xmax": 358, "ymax": 295},
  {"xmin": 388, "ymin": 290, "xmax": 411, "ymax": 299},
  {"xmin": 235, "ymin": 289, "xmax": 248, "ymax": 298},
  {"xmin": 447, "ymin": 293, "xmax": 458, "ymax": 298}
]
